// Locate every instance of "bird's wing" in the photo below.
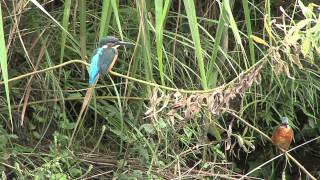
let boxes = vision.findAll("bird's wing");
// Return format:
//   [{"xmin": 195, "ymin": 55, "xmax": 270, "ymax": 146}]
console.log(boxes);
[
  {"xmin": 88, "ymin": 48, "xmax": 103, "ymax": 85},
  {"xmin": 99, "ymin": 47, "xmax": 116, "ymax": 73}
]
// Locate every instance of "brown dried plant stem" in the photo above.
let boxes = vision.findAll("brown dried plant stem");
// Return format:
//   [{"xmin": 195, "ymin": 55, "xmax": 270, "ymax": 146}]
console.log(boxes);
[
  {"xmin": 0, "ymin": 96, "xmax": 144, "ymax": 111},
  {"xmin": 0, "ymin": 56, "xmax": 267, "ymax": 94}
]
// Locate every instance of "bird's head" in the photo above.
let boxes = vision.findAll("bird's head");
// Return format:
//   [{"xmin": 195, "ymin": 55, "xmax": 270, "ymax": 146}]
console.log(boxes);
[
  {"xmin": 98, "ymin": 36, "xmax": 133, "ymax": 49},
  {"xmin": 281, "ymin": 116, "xmax": 289, "ymax": 126}
]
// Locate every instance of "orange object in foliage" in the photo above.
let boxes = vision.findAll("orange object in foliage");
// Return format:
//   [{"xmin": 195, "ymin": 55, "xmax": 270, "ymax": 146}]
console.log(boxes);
[{"xmin": 272, "ymin": 117, "xmax": 294, "ymax": 151}]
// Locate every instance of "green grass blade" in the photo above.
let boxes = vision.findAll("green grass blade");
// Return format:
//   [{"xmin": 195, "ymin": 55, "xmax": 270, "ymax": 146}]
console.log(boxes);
[
  {"xmin": 0, "ymin": 5, "xmax": 13, "ymax": 130},
  {"xmin": 223, "ymin": 0, "xmax": 240, "ymax": 46},
  {"xmin": 242, "ymin": 0, "xmax": 256, "ymax": 65},
  {"xmin": 111, "ymin": 0, "xmax": 123, "ymax": 40},
  {"xmin": 60, "ymin": 0, "xmax": 72, "ymax": 65},
  {"xmin": 30, "ymin": 0, "xmax": 71, "ymax": 37},
  {"xmin": 223, "ymin": 0, "xmax": 249, "ymax": 68},
  {"xmin": 30, "ymin": 0, "xmax": 79, "ymax": 58},
  {"xmin": 207, "ymin": 3, "xmax": 228, "ymax": 88},
  {"xmin": 79, "ymin": 0, "xmax": 87, "ymax": 78},
  {"xmin": 264, "ymin": 0, "xmax": 272, "ymax": 44},
  {"xmin": 155, "ymin": 0, "xmax": 170, "ymax": 86},
  {"xmin": 99, "ymin": 0, "xmax": 112, "ymax": 39},
  {"xmin": 183, "ymin": 0, "xmax": 208, "ymax": 89},
  {"xmin": 155, "ymin": 0, "xmax": 164, "ymax": 85},
  {"xmin": 137, "ymin": 0, "xmax": 154, "ymax": 94}
]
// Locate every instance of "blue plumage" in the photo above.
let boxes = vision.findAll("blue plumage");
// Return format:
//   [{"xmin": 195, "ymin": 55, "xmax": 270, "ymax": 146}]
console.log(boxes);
[
  {"xmin": 88, "ymin": 47, "xmax": 117, "ymax": 85},
  {"xmin": 88, "ymin": 48, "xmax": 104, "ymax": 85}
]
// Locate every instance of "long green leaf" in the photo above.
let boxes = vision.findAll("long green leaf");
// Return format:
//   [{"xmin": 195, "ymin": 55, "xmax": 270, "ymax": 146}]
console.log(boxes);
[
  {"xmin": 30, "ymin": 0, "xmax": 71, "ymax": 37},
  {"xmin": 242, "ymin": 0, "xmax": 255, "ymax": 65},
  {"xmin": 30, "ymin": 0, "xmax": 80, "ymax": 54},
  {"xmin": 60, "ymin": 0, "xmax": 72, "ymax": 65},
  {"xmin": 79, "ymin": 0, "xmax": 87, "ymax": 78},
  {"xmin": 223, "ymin": 0, "xmax": 249, "ymax": 68},
  {"xmin": 183, "ymin": 0, "xmax": 208, "ymax": 89},
  {"xmin": 111, "ymin": 0, "xmax": 123, "ymax": 40},
  {"xmin": 0, "ymin": 4, "xmax": 13, "ymax": 130},
  {"xmin": 207, "ymin": 2, "xmax": 227, "ymax": 88},
  {"xmin": 155, "ymin": 0, "xmax": 164, "ymax": 85},
  {"xmin": 155, "ymin": 0, "xmax": 170, "ymax": 86},
  {"xmin": 99, "ymin": 0, "xmax": 112, "ymax": 39},
  {"xmin": 138, "ymin": 0, "xmax": 154, "ymax": 94}
]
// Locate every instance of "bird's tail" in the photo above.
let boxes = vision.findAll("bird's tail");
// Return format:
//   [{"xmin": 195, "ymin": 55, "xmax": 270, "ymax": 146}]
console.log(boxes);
[{"xmin": 68, "ymin": 77, "xmax": 98, "ymax": 147}]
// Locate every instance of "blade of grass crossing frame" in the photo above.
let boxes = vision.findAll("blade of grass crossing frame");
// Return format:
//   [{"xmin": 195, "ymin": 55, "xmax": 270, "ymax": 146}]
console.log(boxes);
[
  {"xmin": 223, "ymin": 0, "xmax": 241, "ymax": 46},
  {"xmin": 30, "ymin": 0, "xmax": 71, "ymax": 38},
  {"xmin": 30, "ymin": 0, "xmax": 84, "ymax": 64},
  {"xmin": 183, "ymin": 0, "xmax": 208, "ymax": 89},
  {"xmin": 137, "ymin": 0, "xmax": 154, "ymax": 94},
  {"xmin": 207, "ymin": 2, "xmax": 227, "ymax": 88},
  {"xmin": 60, "ymin": 0, "xmax": 72, "ymax": 68},
  {"xmin": 109, "ymin": 75, "xmax": 125, "ymax": 154},
  {"xmin": 155, "ymin": 0, "xmax": 164, "ymax": 85},
  {"xmin": 264, "ymin": 0, "xmax": 272, "ymax": 44},
  {"xmin": 111, "ymin": 0, "xmax": 124, "ymax": 40},
  {"xmin": 242, "ymin": 0, "xmax": 256, "ymax": 65},
  {"xmin": 30, "ymin": 0, "xmax": 79, "ymax": 54},
  {"xmin": 79, "ymin": 0, "xmax": 87, "ymax": 78},
  {"xmin": 0, "ymin": 5, "xmax": 13, "ymax": 130},
  {"xmin": 223, "ymin": 0, "xmax": 249, "ymax": 68},
  {"xmin": 155, "ymin": 0, "xmax": 170, "ymax": 86},
  {"xmin": 183, "ymin": 0, "xmax": 221, "ymax": 141},
  {"xmin": 99, "ymin": 0, "xmax": 112, "ymax": 39}
]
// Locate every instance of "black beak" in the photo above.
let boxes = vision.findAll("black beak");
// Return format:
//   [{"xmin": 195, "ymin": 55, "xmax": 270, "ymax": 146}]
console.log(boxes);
[{"xmin": 116, "ymin": 41, "xmax": 135, "ymax": 46}]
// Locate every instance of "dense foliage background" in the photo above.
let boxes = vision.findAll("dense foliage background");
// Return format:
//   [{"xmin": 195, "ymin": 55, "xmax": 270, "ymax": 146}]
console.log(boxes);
[{"xmin": 0, "ymin": 0, "xmax": 320, "ymax": 179}]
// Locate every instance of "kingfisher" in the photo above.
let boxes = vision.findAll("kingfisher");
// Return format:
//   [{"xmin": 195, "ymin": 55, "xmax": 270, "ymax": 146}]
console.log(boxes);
[
  {"xmin": 272, "ymin": 117, "xmax": 294, "ymax": 151},
  {"xmin": 69, "ymin": 36, "xmax": 133, "ymax": 147},
  {"xmin": 88, "ymin": 36, "xmax": 133, "ymax": 85}
]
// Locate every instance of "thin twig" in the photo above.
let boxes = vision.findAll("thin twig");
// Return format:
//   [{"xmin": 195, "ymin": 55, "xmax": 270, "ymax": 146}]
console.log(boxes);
[
  {"xmin": 0, "ymin": 95, "xmax": 145, "ymax": 111},
  {"xmin": 0, "ymin": 55, "xmax": 267, "ymax": 94},
  {"xmin": 0, "ymin": 60, "xmax": 265, "ymax": 94},
  {"xmin": 0, "ymin": 60, "xmax": 87, "ymax": 85}
]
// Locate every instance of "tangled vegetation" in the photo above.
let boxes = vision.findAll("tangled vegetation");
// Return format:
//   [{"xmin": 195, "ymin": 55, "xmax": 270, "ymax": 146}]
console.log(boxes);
[{"xmin": 0, "ymin": 0, "xmax": 320, "ymax": 179}]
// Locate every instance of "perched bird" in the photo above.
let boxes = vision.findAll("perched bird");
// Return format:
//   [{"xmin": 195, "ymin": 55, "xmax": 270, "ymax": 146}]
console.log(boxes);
[
  {"xmin": 272, "ymin": 117, "xmax": 294, "ymax": 151},
  {"xmin": 88, "ymin": 36, "xmax": 133, "ymax": 85},
  {"xmin": 69, "ymin": 36, "xmax": 133, "ymax": 147}
]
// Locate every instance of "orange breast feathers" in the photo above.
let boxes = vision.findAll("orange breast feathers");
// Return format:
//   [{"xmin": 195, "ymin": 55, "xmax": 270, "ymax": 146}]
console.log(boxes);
[{"xmin": 272, "ymin": 125, "xmax": 294, "ymax": 151}]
